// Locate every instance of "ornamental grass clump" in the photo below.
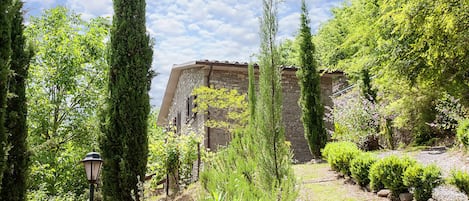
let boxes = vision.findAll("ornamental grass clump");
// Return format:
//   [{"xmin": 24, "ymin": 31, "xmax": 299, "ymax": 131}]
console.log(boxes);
[
  {"xmin": 322, "ymin": 141, "xmax": 361, "ymax": 176},
  {"xmin": 350, "ymin": 152, "xmax": 377, "ymax": 186},
  {"xmin": 369, "ymin": 155, "xmax": 416, "ymax": 194},
  {"xmin": 403, "ymin": 164, "xmax": 442, "ymax": 201}
]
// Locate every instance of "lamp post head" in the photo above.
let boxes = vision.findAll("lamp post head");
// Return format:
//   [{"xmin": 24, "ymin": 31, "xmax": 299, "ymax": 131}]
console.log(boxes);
[{"xmin": 81, "ymin": 152, "xmax": 103, "ymax": 184}]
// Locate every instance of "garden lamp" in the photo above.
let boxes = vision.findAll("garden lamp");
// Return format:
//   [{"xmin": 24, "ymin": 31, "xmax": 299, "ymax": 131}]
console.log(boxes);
[{"xmin": 82, "ymin": 152, "xmax": 103, "ymax": 201}]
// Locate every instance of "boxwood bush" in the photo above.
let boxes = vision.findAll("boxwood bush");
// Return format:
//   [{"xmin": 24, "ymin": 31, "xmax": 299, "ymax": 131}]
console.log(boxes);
[
  {"xmin": 456, "ymin": 119, "xmax": 469, "ymax": 147},
  {"xmin": 369, "ymin": 155, "xmax": 416, "ymax": 194},
  {"xmin": 449, "ymin": 170, "xmax": 469, "ymax": 195},
  {"xmin": 322, "ymin": 141, "xmax": 361, "ymax": 176},
  {"xmin": 403, "ymin": 164, "xmax": 442, "ymax": 201},
  {"xmin": 350, "ymin": 152, "xmax": 377, "ymax": 186}
]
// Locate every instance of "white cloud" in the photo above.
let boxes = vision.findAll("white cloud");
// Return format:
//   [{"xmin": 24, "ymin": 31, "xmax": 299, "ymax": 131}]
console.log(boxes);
[
  {"xmin": 66, "ymin": 0, "xmax": 113, "ymax": 20},
  {"xmin": 151, "ymin": 18, "xmax": 187, "ymax": 36},
  {"xmin": 25, "ymin": 0, "xmax": 344, "ymax": 107}
]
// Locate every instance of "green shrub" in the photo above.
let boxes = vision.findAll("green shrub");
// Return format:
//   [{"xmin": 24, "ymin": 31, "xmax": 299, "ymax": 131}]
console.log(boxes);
[
  {"xmin": 403, "ymin": 164, "xmax": 442, "ymax": 201},
  {"xmin": 456, "ymin": 119, "xmax": 469, "ymax": 147},
  {"xmin": 369, "ymin": 155, "xmax": 416, "ymax": 194},
  {"xmin": 322, "ymin": 141, "xmax": 361, "ymax": 176},
  {"xmin": 449, "ymin": 170, "xmax": 469, "ymax": 195},
  {"xmin": 350, "ymin": 152, "xmax": 377, "ymax": 186}
]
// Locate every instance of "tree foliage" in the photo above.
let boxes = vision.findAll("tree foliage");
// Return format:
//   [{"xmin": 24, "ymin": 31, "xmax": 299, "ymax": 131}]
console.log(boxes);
[
  {"xmin": 297, "ymin": 0, "xmax": 327, "ymax": 159},
  {"xmin": 314, "ymin": 0, "xmax": 469, "ymax": 144},
  {"xmin": 201, "ymin": 1, "xmax": 297, "ymax": 198},
  {"xmin": 100, "ymin": 0, "xmax": 153, "ymax": 199},
  {"xmin": 192, "ymin": 86, "xmax": 248, "ymax": 132},
  {"xmin": 25, "ymin": 7, "xmax": 109, "ymax": 198},
  {"xmin": 1, "ymin": 1, "xmax": 33, "ymax": 200},
  {"xmin": 0, "ymin": 0, "xmax": 12, "ymax": 186},
  {"xmin": 256, "ymin": 0, "xmax": 296, "ymax": 198}
]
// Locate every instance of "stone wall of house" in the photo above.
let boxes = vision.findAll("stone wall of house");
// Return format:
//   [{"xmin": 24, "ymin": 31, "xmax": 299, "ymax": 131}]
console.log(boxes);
[
  {"xmin": 207, "ymin": 69, "xmax": 250, "ymax": 151},
  {"xmin": 207, "ymin": 69, "xmax": 335, "ymax": 162},
  {"xmin": 168, "ymin": 68, "xmax": 205, "ymax": 135},
  {"xmin": 168, "ymin": 67, "xmax": 337, "ymax": 163}
]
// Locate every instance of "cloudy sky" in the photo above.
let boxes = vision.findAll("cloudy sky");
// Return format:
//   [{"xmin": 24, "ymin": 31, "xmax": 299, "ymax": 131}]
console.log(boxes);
[{"xmin": 24, "ymin": 0, "xmax": 344, "ymax": 107}]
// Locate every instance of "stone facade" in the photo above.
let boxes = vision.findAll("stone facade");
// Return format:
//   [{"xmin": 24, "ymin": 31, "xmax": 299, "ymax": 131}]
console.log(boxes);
[
  {"xmin": 158, "ymin": 60, "xmax": 343, "ymax": 163},
  {"xmin": 167, "ymin": 68, "xmax": 205, "ymax": 135}
]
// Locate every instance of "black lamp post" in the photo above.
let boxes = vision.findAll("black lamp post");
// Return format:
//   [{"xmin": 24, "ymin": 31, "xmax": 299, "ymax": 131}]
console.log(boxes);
[{"xmin": 82, "ymin": 152, "xmax": 103, "ymax": 201}]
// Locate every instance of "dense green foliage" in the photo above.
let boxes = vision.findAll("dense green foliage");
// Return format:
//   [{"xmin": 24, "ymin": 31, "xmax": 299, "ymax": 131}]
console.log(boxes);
[
  {"xmin": 350, "ymin": 152, "xmax": 377, "ymax": 186},
  {"xmin": 403, "ymin": 164, "xmax": 442, "ymax": 201},
  {"xmin": 200, "ymin": 128, "xmax": 271, "ymax": 200},
  {"xmin": 1, "ymin": 1, "xmax": 33, "ymax": 200},
  {"xmin": 147, "ymin": 125, "xmax": 201, "ymax": 190},
  {"xmin": 331, "ymin": 89, "xmax": 379, "ymax": 145},
  {"xmin": 25, "ymin": 7, "xmax": 109, "ymax": 198},
  {"xmin": 369, "ymin": 155, "xmax": 416, "ymax": 194},
  {"xmin": 312, "ymin": 0, "xmax": 469, "ymax": 145},
  {"xmin": 322, "ymin": 141, "xmax": 361, "ymax": 176},
  {"xmin": 456, "ymin": 119, "xmax": 469, "ymax": 147},
  {"xmin": 101, "ymin": 0, "xmax": 153, "ymax": 199},
  {"xmin": 248, "ymin": 62, "xmax": 256, "ymax": 124},
  {"xmin": 449, "ymin": 170, "xmax": 469, "ymax": 195},
  {"xmin": 0, "ymin": 0, "xmax": 12, "ymax": 186},
  {"xmin": 297, "ymin": 0, "xmax": 326, "ymax": 159}
]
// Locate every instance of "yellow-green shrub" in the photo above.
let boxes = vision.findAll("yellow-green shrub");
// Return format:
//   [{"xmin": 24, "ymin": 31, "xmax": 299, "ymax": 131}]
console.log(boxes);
[
  {"xmin": 369, "ymin": 155, "xmax": 416, "ymax": 194},
  {"xmin": 350, "ymin": 152, "xmax": 377, "ymax": 186},
  {"xmin": 322, "ymin": 141, "xmax": 362, "ymax": 176},
  {"xmin": 449, "ymin": 170, "xmax": 469, "ymax": 195},
  {"xmin": 456, "ymin": 119, "xmax": 469, "ymax": 147},
  {"xmin": 403, "ymin": 164, "xmax": 442, "ymax": 201}
]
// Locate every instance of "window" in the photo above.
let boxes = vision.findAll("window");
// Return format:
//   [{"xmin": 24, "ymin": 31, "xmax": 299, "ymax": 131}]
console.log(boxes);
[
  {"xmin": 186, "ymin": 95, "xmax": 197, "ymax": 122},
  {"xmin": 177, "ymin": 112, "xmax": 181, "ymax": 133}
]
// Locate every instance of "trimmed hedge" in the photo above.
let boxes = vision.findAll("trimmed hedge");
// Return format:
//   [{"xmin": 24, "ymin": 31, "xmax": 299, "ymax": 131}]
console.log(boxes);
[
  {"xmin": 449, "ymin": 170, "xmax": 469, "ymax": 195},
  {"xmin": 324, "ymin": 141, "xmax": 446, "ymax": 199},
  {"xmin": 403, "ymin": 164, "xmax": 442, "ymax": 201},
  {"xmin": 369, "ymin": 155, "xmax": 416, "ymax": 194},
  {"xmin": 350, "ymin": 152, "xmax": 377, "ymax": 186},
  {"xmin": 322, "ymin": 141, "xmax": 361, "ymax": 176},
  {"xmin": 456, "ymin": 119, "xmax": 469, "ymax": 147}
]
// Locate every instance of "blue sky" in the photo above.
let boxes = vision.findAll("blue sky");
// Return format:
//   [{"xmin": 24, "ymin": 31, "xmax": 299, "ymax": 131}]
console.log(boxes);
[{"xmin": 24, "ymin": 0, "xmax": 344, "ymax": 107}]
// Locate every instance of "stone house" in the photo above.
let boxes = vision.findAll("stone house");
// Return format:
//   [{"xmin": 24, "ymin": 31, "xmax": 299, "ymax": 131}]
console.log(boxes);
[{"xmin": 157, "ymin": 60, "xmax": 344, "ymax": 162}]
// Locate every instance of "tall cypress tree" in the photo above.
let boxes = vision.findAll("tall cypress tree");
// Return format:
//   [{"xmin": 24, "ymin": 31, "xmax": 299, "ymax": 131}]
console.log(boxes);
[
  {"xmin": 0, "ymin": 1, "xmax": 32, "ymax": 200},
  {"xmin": 360, "ymin": 68, "xmax": 376, "ymax": 103},
  {"xmin": 0, "ymin": 0, "xmax": 12, "ymax": 186},
  {"xmin": 257, "ymin": 1, "xmax": 296, "ymax": 198},
  {"xmin": 297, "ymin": 0, "xmax": 326, "ymax": 159},
  {"xmin": 248, "ymin": 62, "xmax": 256, "ymax": 124},
  {"xmin": 101, "ymin": 0, "xmax": 153, "ymax": 200}
]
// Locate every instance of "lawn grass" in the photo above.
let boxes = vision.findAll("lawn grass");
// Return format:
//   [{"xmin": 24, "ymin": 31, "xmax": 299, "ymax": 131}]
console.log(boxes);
[
  {"xmin": 294, "ymin": 163, "xmax": 386, "ymax": 201},
  {"xmin": 146, "ymin": 163, "xmax": 386, "ymax": 201}
]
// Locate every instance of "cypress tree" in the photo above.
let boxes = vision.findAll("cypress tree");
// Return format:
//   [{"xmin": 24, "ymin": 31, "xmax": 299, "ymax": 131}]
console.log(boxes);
[
  {"xmin": 0, "ymin": 0, "xmax": 12, "ymax": 186},
  {"xmin": 297, "ymin": 0, "xmax": 327, "ymax": 159},
  {"xmin": 0, "ymin": 1, "xmax": 32, "ymax": 200},
  {"xmin": 101, "ymin": 0, "xmax": 153, "ymax": 200},
  {"xmin": 361, "ymin": 68, "xmax": 376, "ymax": 103},
  {"xmin": 248, "ymin": 62, "xmax": 256, "ymax": 124},
  {"xmin": 257, "ymin": 1, "xmax": 296, "ymax": 198}
]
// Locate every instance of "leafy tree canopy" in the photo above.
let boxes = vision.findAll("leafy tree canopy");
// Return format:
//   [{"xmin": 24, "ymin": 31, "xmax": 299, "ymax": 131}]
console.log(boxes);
[{"xmin": 25, "ymin": 6, "xmax": 110, "ymax": 198}]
